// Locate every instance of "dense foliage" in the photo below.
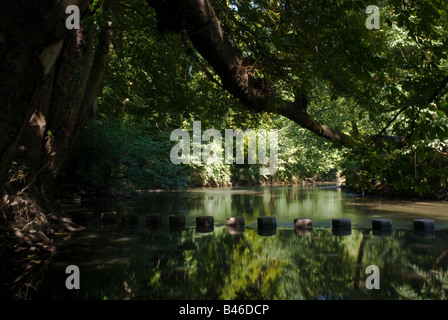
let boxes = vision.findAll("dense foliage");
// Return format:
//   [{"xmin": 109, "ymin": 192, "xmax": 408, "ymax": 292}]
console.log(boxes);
[{"xmin": 62, "ymin": 0, "xmax": 448, "ymax": 198}]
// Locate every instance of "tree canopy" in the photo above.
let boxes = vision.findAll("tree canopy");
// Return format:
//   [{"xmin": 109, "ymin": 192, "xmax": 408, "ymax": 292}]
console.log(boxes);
[
  {"xmin": 2, "ymin": 0, "xmax": 448, "ymax": 203},
  {"xmin": 62, "ymin": 0, "xmax": 448, "ymax": 197}
]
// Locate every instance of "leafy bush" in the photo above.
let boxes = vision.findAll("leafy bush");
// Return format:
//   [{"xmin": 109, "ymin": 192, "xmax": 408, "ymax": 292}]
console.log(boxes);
[{"xmin": 60, "ymin": 119, "xmax": 190, "ymax": 193}]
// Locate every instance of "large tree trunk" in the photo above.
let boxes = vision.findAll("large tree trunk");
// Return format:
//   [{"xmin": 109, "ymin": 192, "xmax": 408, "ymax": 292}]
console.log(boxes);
[
  {"xmin": 0, "ymin": 0, "xmax": 111, "ymax": 298},
  {"xmin": 147, "ymin": 0, "xmax": 349, "ymax": 146},
  {"xmin": 0, "ymin": 1, "xmax": 111, "ymax": 203},
  {"xmin": 0, "ymin": 0, "xmax": 89, "ymax": 197},
  {"xmin": 40, "ymin": 24, "xmax": 112, "ymax": 202}
]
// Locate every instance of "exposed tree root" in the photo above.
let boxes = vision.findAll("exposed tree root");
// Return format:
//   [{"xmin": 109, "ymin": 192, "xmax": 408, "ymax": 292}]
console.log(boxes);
[{"xmin": 0, "ymin": 192, "xmax": 83, "ymax": 299}]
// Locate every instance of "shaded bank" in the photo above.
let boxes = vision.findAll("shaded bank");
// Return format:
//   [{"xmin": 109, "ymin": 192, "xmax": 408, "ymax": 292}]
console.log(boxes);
[
  {"xmin": 0, "ymin": 193, "xmax": 83, "ymax": 299},
  {"xmin": 342, "ymin": 181, "xmax": 448, "ymax": 202}
]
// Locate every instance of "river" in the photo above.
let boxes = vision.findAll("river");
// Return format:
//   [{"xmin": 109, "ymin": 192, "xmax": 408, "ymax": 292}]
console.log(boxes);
[{"xmin": 32, "ymin": 184, "xmax": 448, "ymax": 300}]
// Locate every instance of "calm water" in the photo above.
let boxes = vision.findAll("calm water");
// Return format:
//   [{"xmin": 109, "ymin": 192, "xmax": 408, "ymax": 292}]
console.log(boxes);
[{"xmin": 33, "ymin": 185, "xmax": 448, "ymax": 300}]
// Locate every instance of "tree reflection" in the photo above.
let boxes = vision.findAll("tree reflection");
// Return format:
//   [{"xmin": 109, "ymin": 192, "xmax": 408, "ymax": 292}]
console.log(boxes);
[{"xmin": 34, "ymin": 227, "xmax": 448, "ymax": 300}]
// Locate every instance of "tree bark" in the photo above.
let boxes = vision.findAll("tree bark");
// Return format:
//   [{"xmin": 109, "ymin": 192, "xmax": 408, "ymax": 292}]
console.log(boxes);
[
  {"xmin": 0, "ymin": 0, "xmax": 111, "ymax": 206},
  {"xmin": 40, "ymin": 25, "xmax": 112, "ymax": 200},
  {"xmin": 72, "ymin": 24, "xmax": 112, "ymax": 143},
  {"xmin": 0, "ymin": 2, "xmax": 114, "ymax": 298},
  {"xmin": 0, "ymin": 0, "xmax": 91, "ymax": 196},
  {"xmin": 147, "ymin": 0, "xmax": 348, "ymax": 146}
]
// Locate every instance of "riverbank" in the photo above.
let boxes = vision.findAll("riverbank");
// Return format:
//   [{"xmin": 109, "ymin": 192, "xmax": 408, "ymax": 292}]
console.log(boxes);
[
  {"xmin": 0, "ymin": 192, "xmax": 84, "ymax": 299},
  {"xmin": 341, "ymin": 181, "xmax": 448, "ymax": 202}
]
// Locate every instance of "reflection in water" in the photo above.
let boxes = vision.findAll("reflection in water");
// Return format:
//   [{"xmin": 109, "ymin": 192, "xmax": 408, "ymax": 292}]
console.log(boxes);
[
  {"xmin": 118, "ymin": 186, "xmax": 448, "ymax": 229},
  {"xmin": 32, "ymin": 186, "xmax": 448, "ymax": 300}
]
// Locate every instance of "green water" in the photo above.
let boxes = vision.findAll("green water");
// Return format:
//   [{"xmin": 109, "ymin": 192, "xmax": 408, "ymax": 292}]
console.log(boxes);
[{"xmin": 34, "ymin": 185, "xmax": 448, "ymax": 300}]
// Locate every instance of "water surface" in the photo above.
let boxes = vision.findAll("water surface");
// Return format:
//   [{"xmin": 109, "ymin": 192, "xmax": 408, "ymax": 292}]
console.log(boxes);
[{"xmin": 34, "ymin": 185, "xmax": 448, "ymax": 300}]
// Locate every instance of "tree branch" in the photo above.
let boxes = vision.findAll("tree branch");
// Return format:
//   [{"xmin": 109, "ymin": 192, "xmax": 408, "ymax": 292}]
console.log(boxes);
[
  {"xmin": 147, "ymin": 0, "xmax": 349, "ymax": 146},
  {"xmin": 370, "ymin": 74, "xmax": 448, "ymax": 147}
]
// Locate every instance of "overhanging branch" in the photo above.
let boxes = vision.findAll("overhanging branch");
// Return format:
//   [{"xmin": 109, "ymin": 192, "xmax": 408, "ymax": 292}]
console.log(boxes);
[
  {"xmin": 370, "ymin": 74, "xmax": 448, "ymax": 147},
  {"xmin": 147, "ymin": 0, "xmax": 349, "ymax": 146}
]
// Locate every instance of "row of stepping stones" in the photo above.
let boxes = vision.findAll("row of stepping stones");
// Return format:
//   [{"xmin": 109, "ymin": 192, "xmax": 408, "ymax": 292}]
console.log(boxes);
[{"xmin": 100, "ymin": 212, "xmax": 436, "ymax": 236}]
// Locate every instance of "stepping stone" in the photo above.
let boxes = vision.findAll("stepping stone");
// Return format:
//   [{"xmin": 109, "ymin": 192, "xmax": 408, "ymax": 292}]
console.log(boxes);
[
  {"xmin": 196, "ymin": 216, "xmax": 214, "ymax": 233},
  {"xmin": 294, "ymin": 218, "xmax": 312, "ymax": 229},
  {"xmin": 413, "ymin": 219, "xmax": 435, "ymax": 230},
  {"xmin": 257, "ymin": 217, "xmax": 276, "ymax": 236},
  {"xmin": 257, "ymin": 216, "xmax": 277, "ymax": 228},
  {"xmin": 372, "ymin": 218, "xmax": 392, "ymax": 229},
  {"xmin": 169, "ymin": 215, "xmax": 185, "ymax": 226},
  {"xmin": 196, "ymin": 216, "xmax": 214, "ymax": 228},
  {"xmin": 332, "ymin": 218, "xmax": 351, "ymax": 230},
  {"xmin": 227, "ymin": 216, "xmax": 245, "ymax": 227}
]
